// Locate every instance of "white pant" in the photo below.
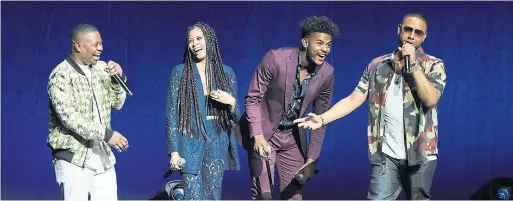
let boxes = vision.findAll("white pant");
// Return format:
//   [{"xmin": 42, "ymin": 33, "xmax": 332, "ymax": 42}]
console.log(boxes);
[{"xmin": 53, "ymin": 159, "xmax": 118, "ymax": 201}]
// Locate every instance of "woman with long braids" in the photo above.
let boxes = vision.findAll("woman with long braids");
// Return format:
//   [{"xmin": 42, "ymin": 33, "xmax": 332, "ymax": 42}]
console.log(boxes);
[{"xmin": 165, "ymin": 22, "xmax": 240, "ymax": 200}]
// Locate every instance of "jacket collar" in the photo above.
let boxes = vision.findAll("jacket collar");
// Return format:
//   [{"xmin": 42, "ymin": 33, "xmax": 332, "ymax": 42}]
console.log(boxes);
[{"xmin": 66, "ymin": 54, "xmax": 88, "ymax": 76}]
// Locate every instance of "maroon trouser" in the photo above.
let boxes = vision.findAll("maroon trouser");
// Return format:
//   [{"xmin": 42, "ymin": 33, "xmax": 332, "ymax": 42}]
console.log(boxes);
[{"xmin": 249, "ymin": 129, "xmax": 305, "ymax": 200}]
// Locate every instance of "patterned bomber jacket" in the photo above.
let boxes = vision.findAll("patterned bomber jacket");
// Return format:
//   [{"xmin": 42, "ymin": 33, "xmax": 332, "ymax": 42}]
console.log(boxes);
[
  {"xmin": 355, "ymin": 47, "xmax": 447, "ymax": 166},
  {"xmin": 47, "ymin": 56, "xmax": 126, "ymax": 168}
]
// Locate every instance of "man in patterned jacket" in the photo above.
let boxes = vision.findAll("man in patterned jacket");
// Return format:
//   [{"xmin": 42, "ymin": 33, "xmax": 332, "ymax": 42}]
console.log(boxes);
[
  {"xmin": 47, "ymin": 24, "xmax": 129, "ymax": 200},
  {"xmin": 294, "ymin": 13, "xmax": 447, "ymax": 200}
]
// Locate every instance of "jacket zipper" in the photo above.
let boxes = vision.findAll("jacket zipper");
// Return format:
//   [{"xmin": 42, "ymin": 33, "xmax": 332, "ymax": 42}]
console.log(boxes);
[{"xmin": 82, "ymin": 70, "xmax": 103, "ymax": 169}]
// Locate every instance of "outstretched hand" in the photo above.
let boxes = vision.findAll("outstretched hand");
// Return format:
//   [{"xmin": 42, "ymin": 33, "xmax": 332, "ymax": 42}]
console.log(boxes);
[{"xmin": 293, "ymin": 113, "xmax": 323, "ymax": 130}]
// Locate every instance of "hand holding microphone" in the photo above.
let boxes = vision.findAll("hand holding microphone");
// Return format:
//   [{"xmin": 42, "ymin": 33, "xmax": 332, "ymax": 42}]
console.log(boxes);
[
  {"xmin": 295, "ymin": 169, "xmax": 320, "ymax": 183},
  {"xmin": 107, "ymin": 60, "xmax": 133, "ymax": 96},
  {"xmin": 163, "ymin": 158, "xmax": 185, "ymax": 179},
  {"xmin": 169, "ymin": 152, "xmax": 185, "ymax": 169},
  {"xmin": 399, "ymin": 44, "xmax": 416, "ymax": 74},
  {"xmin": 107, "ymin": 60, "xmax": 123, "ymax": 76},
  {"xmin": 294, "ymin": 159, "xmax": 320, "ymax": 185},
  {"xmin": 165, "ymin": 154, "xmax": 186, "ymax": 179}
]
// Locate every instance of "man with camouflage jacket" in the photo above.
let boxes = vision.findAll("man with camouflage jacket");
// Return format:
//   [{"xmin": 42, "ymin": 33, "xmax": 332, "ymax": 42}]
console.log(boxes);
[
  {"xmin": 47, "ymin": 24, "xmax": 129, "ymax": 200},
  {"xmin": 294, "ymin": 13, "xmax": 447, "ymax": 200}
]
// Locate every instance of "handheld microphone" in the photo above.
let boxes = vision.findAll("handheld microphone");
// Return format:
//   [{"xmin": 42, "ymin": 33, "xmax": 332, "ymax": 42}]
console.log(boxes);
[
  {"xmin": 397, "ymin": 47, "xmax": 410, "ymax": 74},
  {"xmin": 295, "ymin": 173, "xmax": 304, "ymax": 182},
  {"xmin": 403, "ymin": 55, "xmax": 410, "ymax": 74},
  {"xmin": 295, "ymin": 169, "xmax": 320, "ymax": 182},
  {"xmin": 112, "ymin": 74, "xmax": 133, "ymax": 96},
  {"xmin": 163, "ymin": 158, "xmax": 186, "ymax": 179}
]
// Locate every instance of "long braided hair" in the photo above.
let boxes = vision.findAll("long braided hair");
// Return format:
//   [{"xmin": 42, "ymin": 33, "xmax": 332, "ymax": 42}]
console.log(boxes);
[{"xmin": 177, "ymin": 22, "xmax": 233, "ymax": 139}]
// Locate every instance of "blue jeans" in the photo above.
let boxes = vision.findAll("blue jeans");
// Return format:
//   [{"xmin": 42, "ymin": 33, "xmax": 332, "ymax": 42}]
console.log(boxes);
[{"xmin": 367, "ymin": 154, "xmax": 437, "ymax": 200}]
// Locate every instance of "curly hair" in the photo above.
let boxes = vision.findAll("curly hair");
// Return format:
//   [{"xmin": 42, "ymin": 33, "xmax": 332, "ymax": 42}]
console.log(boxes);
[
  {"xmin": 176, "ymin": 22, "xmax": 233, "ymax": 139},
  {"xmin": 300, "ymin": 16, "xmax": 340, "ymax": 38}
]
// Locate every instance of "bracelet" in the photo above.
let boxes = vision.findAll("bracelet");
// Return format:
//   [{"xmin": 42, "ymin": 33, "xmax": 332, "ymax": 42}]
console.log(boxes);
[{"xmin": 320, "ymin": 115, "xmax": 326, "ymax": 126}]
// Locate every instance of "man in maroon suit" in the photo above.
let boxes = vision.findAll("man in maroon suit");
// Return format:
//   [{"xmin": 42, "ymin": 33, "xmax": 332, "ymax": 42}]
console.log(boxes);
[{"xmin": 236, "ymin": 16, "xmax": 339, "ymax": 200}]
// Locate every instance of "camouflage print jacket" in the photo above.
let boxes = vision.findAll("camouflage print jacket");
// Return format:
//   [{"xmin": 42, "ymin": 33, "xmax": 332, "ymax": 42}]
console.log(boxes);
[
  {"xmin": 47, "ymin": 56, "xmax": 126, "ymax": 168},
  {"xmin": 355, "ymin": 47, "xmax": 447, "ymax": 166}
]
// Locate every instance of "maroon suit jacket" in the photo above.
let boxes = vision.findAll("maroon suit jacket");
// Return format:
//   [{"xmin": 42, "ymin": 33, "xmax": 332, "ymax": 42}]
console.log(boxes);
[{"xmin": 236, "ymin": 47, "xmax": 334, "ymax": 160}]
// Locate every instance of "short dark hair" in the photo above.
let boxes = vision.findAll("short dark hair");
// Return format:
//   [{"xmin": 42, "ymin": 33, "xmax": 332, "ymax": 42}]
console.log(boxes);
[
  {"xmin": 300, "ymin": 16, "xmax": 340, "ymax": 38},
  {"xmin": 70, "ymin": 24, "xmax": 98, "ymax": 42},
  {"xmin": 403, "ymin": 13, "xmax": 428, "ymax": 30}
]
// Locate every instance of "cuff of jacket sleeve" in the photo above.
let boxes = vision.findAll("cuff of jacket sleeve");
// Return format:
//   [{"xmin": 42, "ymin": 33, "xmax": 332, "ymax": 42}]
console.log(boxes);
[
  {"xmin": 168, "ymin": 146, "xmax": 178, "ymax": 155},
  {"xmin": 307, "ymin": 147, "xmax": 321, "ymax": 160},
  {"xmin": 104, "ymin": 128, "xmax": 114, "ymax": 142},
  {"xmin": 168, "ymin": 141, "xmax": 178, "ymax": 155},
  {"xmin": 249, "ymin": 122, "xmax": 263, "ymax": 138}
]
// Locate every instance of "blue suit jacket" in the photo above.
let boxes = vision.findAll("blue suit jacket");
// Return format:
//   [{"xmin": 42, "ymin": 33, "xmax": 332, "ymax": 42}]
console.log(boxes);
[{"xmin": 166, "ymin": 64, "xmax": 240, "ymax": 174}]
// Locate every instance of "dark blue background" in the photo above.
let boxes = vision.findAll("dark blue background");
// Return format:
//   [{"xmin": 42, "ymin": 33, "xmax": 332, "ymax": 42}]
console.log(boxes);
[{"xmin": 2, "ymin": 1, "xmax": 513, "ymax": 200}]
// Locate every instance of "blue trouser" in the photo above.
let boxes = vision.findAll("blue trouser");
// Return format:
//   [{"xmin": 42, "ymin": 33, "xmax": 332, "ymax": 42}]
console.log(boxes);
[
  {"xmin": 367, "ymin": 154, "xmax": 437, "ymax": 200},
  {"xmin": 181, "ymin": 121, "xmax": 229, "ymax": 200}
]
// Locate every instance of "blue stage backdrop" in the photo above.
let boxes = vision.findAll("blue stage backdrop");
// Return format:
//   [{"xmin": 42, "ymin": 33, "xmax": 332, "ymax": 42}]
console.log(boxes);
[{"xmin": 2, "ymin": 1, "xmax": 513, "ymax": 200}]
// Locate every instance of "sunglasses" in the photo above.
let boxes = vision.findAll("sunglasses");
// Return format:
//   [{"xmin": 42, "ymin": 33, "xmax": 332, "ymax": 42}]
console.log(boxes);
[{"xmin": 400, "ymin": 25, "xmax": 426, "ymax": 38}]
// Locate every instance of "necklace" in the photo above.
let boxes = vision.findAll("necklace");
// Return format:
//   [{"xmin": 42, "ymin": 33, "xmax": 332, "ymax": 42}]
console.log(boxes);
[{"xmin": 394, "ymin": 73, "xmax": 401, "ymax": 84}]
